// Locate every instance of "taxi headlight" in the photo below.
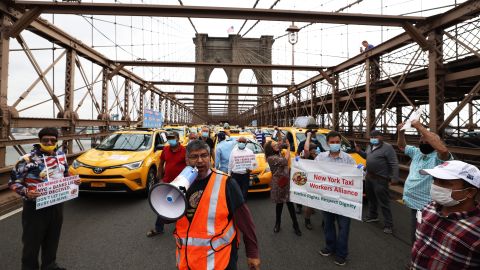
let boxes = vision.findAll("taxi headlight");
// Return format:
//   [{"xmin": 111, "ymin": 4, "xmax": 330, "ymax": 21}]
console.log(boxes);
[
  {"xmin": 122, "ymin": 161, "xmax": 143, "ymax": 170},
  {"xmin": 72, "ymin": 160, "xmax": 85, "ymax": 169}
]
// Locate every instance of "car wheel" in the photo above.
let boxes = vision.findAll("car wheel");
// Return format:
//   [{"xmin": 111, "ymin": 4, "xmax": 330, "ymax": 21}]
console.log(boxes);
[{"xmin": 142, "ymin": 167, "xmax": 156, "ymax": 198}]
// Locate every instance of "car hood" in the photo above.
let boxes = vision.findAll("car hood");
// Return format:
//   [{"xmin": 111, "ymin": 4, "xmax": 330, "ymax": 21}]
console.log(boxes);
[
  {"xmin": 251, "ymin": 154, "xmax": 269, "ymax": 174},
  {"xmin": 78, "ymin": 149, "xmax": 150, "ymax": 167}
]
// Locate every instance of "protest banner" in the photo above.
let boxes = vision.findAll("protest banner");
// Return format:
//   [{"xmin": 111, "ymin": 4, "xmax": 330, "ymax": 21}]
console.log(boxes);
[
  {"xmin": 232, "ymin": 154, "xmax": 257, "ymax": 171},
  {"xmin": 35, "ymin": 175, "xmax": 80, "ymax": 210},
  {"xmin": 143, "ymin": 108, "xmax": 163, "ymax": 128},
  {"xmin": 290, "ymin": 159, "xmax": 363, "ymax": 220}
]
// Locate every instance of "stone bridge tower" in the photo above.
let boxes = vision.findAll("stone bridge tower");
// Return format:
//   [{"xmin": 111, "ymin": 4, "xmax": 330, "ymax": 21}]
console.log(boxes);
[{"xmin": 193, "ymin": 34, "xmax": 274, "ymax": 123}]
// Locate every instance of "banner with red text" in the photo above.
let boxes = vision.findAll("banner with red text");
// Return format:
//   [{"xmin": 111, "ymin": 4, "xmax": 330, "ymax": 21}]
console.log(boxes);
[{"xmin": 290, "ymin": 159, "xmax": 363, "ymax": 220}]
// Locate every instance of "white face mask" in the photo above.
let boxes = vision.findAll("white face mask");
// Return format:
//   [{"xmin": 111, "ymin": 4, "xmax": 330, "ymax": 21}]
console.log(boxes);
[{"xmin": 430, "ymin": 184, "xmax": 468, "ymax": 207}]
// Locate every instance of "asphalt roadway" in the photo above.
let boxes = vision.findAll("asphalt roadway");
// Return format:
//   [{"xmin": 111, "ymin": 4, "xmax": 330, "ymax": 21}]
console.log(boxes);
[{"xmin": 0, "ymin": 191, "xmax": 412, "ymax": 270}]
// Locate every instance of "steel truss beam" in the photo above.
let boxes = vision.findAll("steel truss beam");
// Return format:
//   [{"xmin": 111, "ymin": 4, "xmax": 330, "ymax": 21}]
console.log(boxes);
[
  {"xmin": 244, "ymin": 0, "xmax": 480, "ymax": 114},
  {"xmin": 1, "ymin": 6, "xmax": 205, "ymax": 121},
  {"xmin": 162, "ymin": 92, "xmax": 270, "ymax": 97},
  {"xmin": 150, "ymin": 81, "xmax": 289, "ymax": 88},
  {"xmin": 0, "ymin": 132, "xmax": 112, "ymax": 147},
  {"xmin": 122, "ymin": 61, "xmax": 326, "ymax": 71},
  {"xmin": 243, "ymin": 1, "xmax": 480, "ymax": 131},
  {"xmin": 180, "ymin": 98, "xmax": 258, "ymax": 102},
  {"xmin": 14, "ymin": 1, "xmax": 425, "ymax": 26}
]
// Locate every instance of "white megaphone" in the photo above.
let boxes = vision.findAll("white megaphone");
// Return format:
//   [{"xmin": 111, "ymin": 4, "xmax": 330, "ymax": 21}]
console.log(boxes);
[{"xmin": 148, "ymin": 166, "xmax": 198, "ymax": 221}]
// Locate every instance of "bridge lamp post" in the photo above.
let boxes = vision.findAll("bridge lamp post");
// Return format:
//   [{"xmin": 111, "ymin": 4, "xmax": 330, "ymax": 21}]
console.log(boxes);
[{"xmin": 286, "ymin": 22, "xmax": 300, "ymax": 87}]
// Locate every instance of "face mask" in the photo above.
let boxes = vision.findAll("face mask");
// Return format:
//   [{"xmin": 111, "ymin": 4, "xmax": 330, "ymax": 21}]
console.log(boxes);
[
  {"xmin": 238, "ymin": 143, "xmax": 246, "ymax": 150},
  {"xmin": 419, "ymin": 143, "xmax": 435, "ymax": 155},
  {"xmin": 430, "ymin": 184, "xmax": 468, "ymax": 207},
  {"xmin": 40, "ymin": 143, "xmax": 57, "ymax": 152},
  {"xmin": 315, "ymin": 147, "xmax": 321, "ymax": 155},
  {"xmin": 370, "ymin": 138, "xmax": 379, "ymax": 145},
  {"xmin": 168, "ymin": 140, "xmax": 177, "ymax": 147},
  {"xmin": 329, "ymin": 144, "xmax": 341, "ymax": 152},
  {"xmin": 202, "ymin": 132, "xmax": 208, "ymax": 138}
]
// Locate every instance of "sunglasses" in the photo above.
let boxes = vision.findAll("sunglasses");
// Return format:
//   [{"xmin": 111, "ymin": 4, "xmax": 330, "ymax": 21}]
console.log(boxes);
[{"xmin": 41, "ymin": 138, "xmax": 58, "ymax": 144}]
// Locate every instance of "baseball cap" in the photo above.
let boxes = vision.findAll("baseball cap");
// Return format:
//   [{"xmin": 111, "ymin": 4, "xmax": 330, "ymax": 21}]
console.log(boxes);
[
  {"xmin": 420, "ymin": 160, "xmax": 480, "ymax": 188},
  {"xmin": 166, "ymin": 132, "xmax": 176, "ymax": 138},
  {"xmin": 217, "ymin": 132, "xmax": 226, "ymax": 141},
  {"xmin": 370, "ymin": 129, "xmax": 383, "ymax": 137}
]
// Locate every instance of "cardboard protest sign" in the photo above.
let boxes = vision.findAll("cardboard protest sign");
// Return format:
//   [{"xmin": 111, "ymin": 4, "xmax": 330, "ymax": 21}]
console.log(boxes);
[
  {"xmin": 290, "ymin": 159, "xmax": 363, "ymax": 220},
  {"xmin": 232, "ymin": 154, "xmax": 257, "ymax": 171},
  {"xmin": 35, "ymin": 175, "xmax": 80, "ymax": 210}
]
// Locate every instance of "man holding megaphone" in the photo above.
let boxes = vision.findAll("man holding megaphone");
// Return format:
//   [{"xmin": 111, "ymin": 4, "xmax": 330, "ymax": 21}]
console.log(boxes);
[
  {"xmin": 147, "ymin": 132, "xmax": 186, "ymax": 237},
  {"xmin": 149, "ymin": 140, "xmax": 260, "ymax": 270}
]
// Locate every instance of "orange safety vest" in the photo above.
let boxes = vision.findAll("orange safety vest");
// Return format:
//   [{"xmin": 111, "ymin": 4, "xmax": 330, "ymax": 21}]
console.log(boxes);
[{"xmin": 174, "ymin": 171, "xmax": 237, "ymax": 270}]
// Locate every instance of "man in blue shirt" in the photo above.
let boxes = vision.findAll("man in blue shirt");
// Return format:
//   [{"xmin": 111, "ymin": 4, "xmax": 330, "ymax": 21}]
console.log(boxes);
[
  {"xmin": 215, "ymin": 132, "xmax": 235, "ymax": 173},
  {"xmin": 397, "ymin": 119, "xmax": 451, "ymax": 244},
  {"xmin": 360, "ymin": 40, "xmax": 379, "ymax": 82},
  {"xmin": 360, "ymin": 40, "xmax": 374, "ymax": 52},
  {"xmin": 315, "ymin": 131, "xmax": 356, "ymax": 267}
]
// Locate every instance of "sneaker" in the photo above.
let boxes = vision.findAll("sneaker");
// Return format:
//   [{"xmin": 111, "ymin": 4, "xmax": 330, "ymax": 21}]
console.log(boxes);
[
  {"xmin": 383, "ymin": 227, "xmax": 393, "ymax": 234},
  {"xmin": 305, "ymin": 222, "xmax": 313, "ymax": 230},
  {"xmin": 318, "ymin": 248, "xmax": 332, "ymax": 257},
  {"xmin": 363, "ymin": 217, "xmax": 379, "ymax": 223},
  {"xmin": 334, "ymin": 256, "xmax": 347, "ymax": 266},
  {"xmin": 146, "ymin": 229, "xmax": 164, "ymax": 237}
]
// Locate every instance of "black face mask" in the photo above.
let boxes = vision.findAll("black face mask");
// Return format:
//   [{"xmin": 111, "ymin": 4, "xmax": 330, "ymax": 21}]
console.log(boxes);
[{"xmin": 419, "ymin": 143, "xmax": 435, "ymax": 154}]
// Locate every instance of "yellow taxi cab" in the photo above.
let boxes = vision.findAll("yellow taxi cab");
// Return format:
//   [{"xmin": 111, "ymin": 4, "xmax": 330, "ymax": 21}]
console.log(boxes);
[
  {"xmin": 278, "ymin": 127, "xmax": 366, "ymax": 166},
  {"xmin": 214, "ymin": 130, "xmax": 272, "ymax": 193},
  {"xmin": 163, "ymin": 124, "xmax": 189, "ymax": 145},
  {"xmin": 69, "ymin": 128, "xmax": 168, "ymax": 197}
]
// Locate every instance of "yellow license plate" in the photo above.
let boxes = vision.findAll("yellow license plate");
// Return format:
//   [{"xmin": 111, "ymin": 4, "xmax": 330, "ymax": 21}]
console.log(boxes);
[{"xmin": 91, "ymin": 182, "xmax": 106, "ymax": 188}]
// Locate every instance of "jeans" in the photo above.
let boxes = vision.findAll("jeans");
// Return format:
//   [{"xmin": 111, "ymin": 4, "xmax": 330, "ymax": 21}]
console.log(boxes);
[
  {"xmin": 22, "ymin": 201, "xmax": 63, "ymax": 270},
  {"xmin": 323, "ymin": 212, "xmax": 351, "ymax": 259},
  {"xmin": 410, "ymin": 208, "xmax": 418, "ymax": 245},
  {"xmin": 365, "ymin": 176, "xmax": 393, "ymax": 228},
  {"xmin": 232, "ymin": 173, "xmax": 250, "ymax": 201}
]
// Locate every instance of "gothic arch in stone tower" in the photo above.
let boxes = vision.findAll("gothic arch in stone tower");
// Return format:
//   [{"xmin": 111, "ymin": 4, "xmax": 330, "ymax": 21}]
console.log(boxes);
[{"xmin": 193, "ymin": 34, "xmax": 274, "ymax": 122}]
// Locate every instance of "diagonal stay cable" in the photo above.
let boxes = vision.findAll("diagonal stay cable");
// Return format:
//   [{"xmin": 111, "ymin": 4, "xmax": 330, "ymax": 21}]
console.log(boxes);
[
  {"xmin": 274, "ymin": 0, "xmax": 364, "ymax": 40},
  {"xmin": 242, "ymin": 0, "xmax": 281, "ymax": 37},
  {"xmin": 177, "ymin": 0, "xmax": 198, "ymax": 34},
  {"xmin": 237, "ymin": 0, "xmax": 260, "ymax": 35}
]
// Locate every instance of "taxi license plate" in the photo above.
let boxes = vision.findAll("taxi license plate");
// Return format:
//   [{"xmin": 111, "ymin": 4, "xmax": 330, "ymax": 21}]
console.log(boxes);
[{"xmin": 91, "ymin": 182, "xmax": 106, "ymax": 188}]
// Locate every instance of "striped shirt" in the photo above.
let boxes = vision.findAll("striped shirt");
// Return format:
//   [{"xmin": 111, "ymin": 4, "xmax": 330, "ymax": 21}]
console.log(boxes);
[
  {"xmin": 411, "ymin": 202, "xmax": 480, "ymax": 269},
  {"xmin": 255, "ymin": 131, "xmax": 265, "ymax": 146},
  {"xmin": 315, "ymin": 151, "xmax": 355, "ymax": 165},
  {"xmin": 402, "ymin": 145, "xmax": 451, "ymax": 210}
]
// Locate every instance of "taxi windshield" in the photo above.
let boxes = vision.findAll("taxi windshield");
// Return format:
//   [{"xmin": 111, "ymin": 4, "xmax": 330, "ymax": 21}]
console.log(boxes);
[
  {"xmin": 228, "ymin": 138, "xmax": 264, "ymax": 154},
  {"xmin": 96, "ymin": 133, "xmax": 152, "ymax": 151},
  {"xmin": 295, "ymin": 133, "xmax": 352, "ymax": 152}
]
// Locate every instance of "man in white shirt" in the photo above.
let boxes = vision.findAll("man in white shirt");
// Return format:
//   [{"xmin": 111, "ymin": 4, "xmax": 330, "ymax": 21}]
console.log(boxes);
[{"xmin": 228, "ymin": 137, "xmax": 255, "ymax": 200}]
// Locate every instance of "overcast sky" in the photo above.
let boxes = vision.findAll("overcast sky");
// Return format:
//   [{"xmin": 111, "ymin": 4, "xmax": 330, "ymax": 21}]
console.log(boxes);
[{"xmin": 7, "ymin": 0, "xmax": 467, "ymax": 119}]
